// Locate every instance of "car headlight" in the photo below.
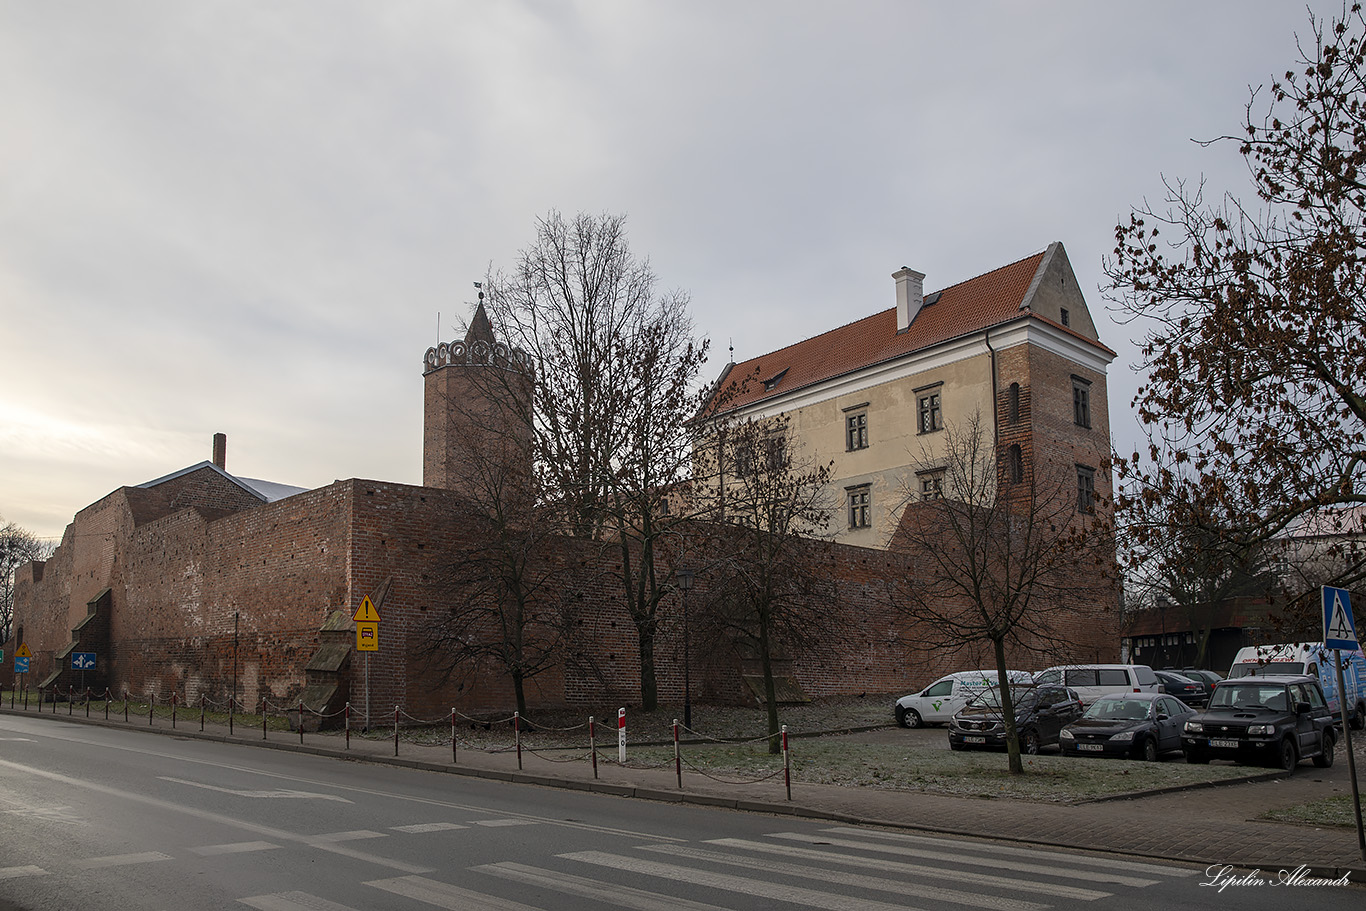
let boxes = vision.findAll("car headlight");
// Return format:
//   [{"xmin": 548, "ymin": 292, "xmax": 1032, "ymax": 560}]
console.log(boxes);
[
  {"xmin": 1060, "ymin": 729, "xmax": 1074, "ymax": 740},
  {"xmin": 1184, "ymin": 721, "xmax": 1203, "ymax": 733},
  {"xmin": 1109, "ymin": 730, "xmax": 1135, "ymax": 742},
  {"xmin": 1247, "ymin": 724, "xmax": 1274, "ymax": 736}
]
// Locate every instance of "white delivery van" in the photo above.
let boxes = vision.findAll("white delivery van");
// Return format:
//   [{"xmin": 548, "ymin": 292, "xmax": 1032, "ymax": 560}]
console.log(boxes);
[
  {"xmin": 894, "ymin": 669, "xmax": 1034, "ymax": 728},
  {"xmin": 1227, "ymin": 642, "xmax": 1366, "ymax": 729},
  {"xmin": 1034, "ymin": 664, "xmax": 1161, "ymax": 704}
]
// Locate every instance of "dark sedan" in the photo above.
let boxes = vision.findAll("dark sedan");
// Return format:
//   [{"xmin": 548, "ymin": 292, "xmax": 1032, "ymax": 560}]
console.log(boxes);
[
  {"xmin": 1060, "ymin": 693, "xmax": 1195, "ymax": 761},
  {"xmin": 948, "ymin": 684, "xmax": 1083, "ymax": 754},
  {"xmin": 1155, "ymin": 670, "xmax": 1209, "ymax": 707}
]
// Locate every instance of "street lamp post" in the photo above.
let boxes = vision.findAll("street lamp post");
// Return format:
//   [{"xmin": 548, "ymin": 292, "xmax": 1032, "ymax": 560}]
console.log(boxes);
[{"xmin": 676, "ymin": 567, "xmax": 695, "ymax": 730}]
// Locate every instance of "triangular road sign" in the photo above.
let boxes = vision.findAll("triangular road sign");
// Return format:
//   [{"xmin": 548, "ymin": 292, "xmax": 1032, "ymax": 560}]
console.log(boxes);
[
  {"xmin": 353, "ymin": 595, "xmax": 381, "ymax": 623},
  {"xmin": 1323, "ymin": 586, "xmax": 1359, "ymax": 650},
  {"xmin": 15, "ymin": 643, "xmax": 32, "ymax": 659}
]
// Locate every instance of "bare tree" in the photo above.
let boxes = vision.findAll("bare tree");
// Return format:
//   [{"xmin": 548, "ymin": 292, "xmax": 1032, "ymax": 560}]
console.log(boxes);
[
  {"xmin": 888, "ymin": 414, "xmax": 1116, "ymax": 773},
  {"xmin": 1104, "ymin": 5, "xmax": 1366, "ymax": 633},
  {"xmin": 482, "ymin": 210, "xmax": 710, "ymax": 711},
  {"xmin": 697, "ymin": 413, "xmax": 837, "ymax": 753},
  {"xmin": 1, "ymin": 517, "xmax": 53, "ymax": 644}
]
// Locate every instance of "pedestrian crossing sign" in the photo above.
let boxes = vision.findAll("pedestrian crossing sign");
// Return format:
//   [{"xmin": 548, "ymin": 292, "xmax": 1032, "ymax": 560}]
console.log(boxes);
[{"xmin": 1322, "ymin": 585, "xmax": 1360, "ymax": 651}]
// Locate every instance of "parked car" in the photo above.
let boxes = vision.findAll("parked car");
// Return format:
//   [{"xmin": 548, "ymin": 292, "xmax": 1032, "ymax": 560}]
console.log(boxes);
[
  {"xmin": 1034, "ymin": 664, "xmax": 1161, "ymax": 704},
  {"xmin": 1182, "ymin": 674, "xmax": 1336, "ymax": 772},
  {"xmin": 894, "ymin": 670, "xmax": 1034, "ymax": 728},
  {"xmin": 1226, "ymin": 642, "xmax": 1365, "ymax": 729},
  {"xmin": 1154, "ymin": 670, "xmax": 1208, "ymax": 707},
  {"xmin": 1059, "ymin": 693, "xmax": 1196, "ymax": 761},
  {"xmin": 948, "ymin": 684, "xmax": 1083, "ymax": 754},
  {"xmin": 1178, "ymin": 668, "xmax": 1224, "ymax": 688}
]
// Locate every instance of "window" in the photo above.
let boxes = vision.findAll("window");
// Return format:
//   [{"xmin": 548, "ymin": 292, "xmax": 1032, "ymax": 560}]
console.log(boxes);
[
  {"xmin": 917, "ymin": 391, "xmax": 942, "ymax": 434},
  {"xmin": 1007, "ymin": 444, "xmax": 1023, "ymax": 483},
  {"xmin": 1007, "ymin": 382, "xmax": 1020, "ymax": 423},
  {"xmin": 1065, "ymin": 668, "xmax": 1099, "ymax": 687},
  {"xmin": 1076, "ymin": 465, "xmax": 1096, "ymax": 512},
  {"xmin": 846, "ymin": 412, "xmax": 868, "ymax": 451},
  {"xmin": 924, "ymin": 680, "xmax": 953, "ymax": 697},
  {"xmin": 1072, "ymin": 376, "xmax": 1091, "ymax": 428},
  {"xmin": 846, "ymin": 485, "xmax": 871, "ymax": 529},
  {"xmin": 917, "ymin": 469, "xmax": 944, "ymax": 500},
  {"xmin": 1097, "ymin": 669, "xmax": 1129, "ymax": 686},
  {"xmin": 1060, "ymin": 307, "xmax": 1070, "ymax": 327}
]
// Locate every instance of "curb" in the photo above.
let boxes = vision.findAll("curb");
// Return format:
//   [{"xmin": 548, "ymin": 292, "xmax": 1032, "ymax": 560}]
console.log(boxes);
[{"xmin": 4, "ymin": 706, "xmax": 1364, "ymax": 880}]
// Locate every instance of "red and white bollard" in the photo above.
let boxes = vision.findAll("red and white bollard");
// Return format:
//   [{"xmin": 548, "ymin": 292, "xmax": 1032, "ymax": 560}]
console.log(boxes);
[
  {"xmin": 782, "ymin": 725, "xmax": 791, "ymax": 801},
  {"xmin": 589, "ymin": 716, "xmax": 597, "ymax": 779},
  {"xmin": 674, "ymin": 719, "xmax": 682, "ymax": 789},
  {"xmin": 618, "ymin": 707, "xmax": 626, "ymax": 764}
]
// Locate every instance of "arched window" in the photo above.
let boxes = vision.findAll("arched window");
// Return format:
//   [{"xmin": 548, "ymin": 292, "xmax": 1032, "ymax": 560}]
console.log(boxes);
[
  {"xmin": 1008, "ymin": 444, "xmax": 1024, "ymax": 483},
  {"xmin": 1007, "ymin": 383, "xmax": 1020, "ymax": 423}
]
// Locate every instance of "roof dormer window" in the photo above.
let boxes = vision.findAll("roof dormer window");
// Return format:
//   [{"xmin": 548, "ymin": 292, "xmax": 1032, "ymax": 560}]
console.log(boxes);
[{"xmin": 763, "ymin": 368, "xmax": 789, "ymax": 392}]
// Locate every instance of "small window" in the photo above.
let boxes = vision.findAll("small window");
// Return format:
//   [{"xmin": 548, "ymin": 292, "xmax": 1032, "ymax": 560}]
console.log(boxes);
[
  {"xmin": 1066, "ymin": 668, "xmax": 1099, "ymax": 687},
  {"xmin": 1097, "ymin": 669, "xmax": 1128, "ymax": 686},
  {"xmin": 846, "ymin": 485, "xmax": 871, "ymax": 529},
  {"xmin": 1007, "ymin": 444, "xmax": 1023, "ymax": 483},
  {"xmin": 1072, "ymin": 376, "xmax": 1091, "ymax": 428},
  {"xmin": 1037, "ymin": 670, "xmax": 1061, "ymax": 685},
  {"xmin": 917, "ymin": 470, "xmax": 944, "ymax": 500},
  {"xmin": 924, "ymin": 680, "xmax": 953, "ymax": 697},
  {"xmin": 846, "ymin": 412, "xmax": 868, "ymax": 451},
  {"xmin": 1060, "ymin": 307, "xmax": 1070, "ymax": 327},
  {"xmin": 917, "ymin": 391, "xmax": 942, "ymax": 434},
  {"xmin": 1007, "ymin": 382, "xmax": 1020, "ymax": 423},
  {"xmin": 1076, "ymin": 465, "xmax": 1096, "ymax": 512}
]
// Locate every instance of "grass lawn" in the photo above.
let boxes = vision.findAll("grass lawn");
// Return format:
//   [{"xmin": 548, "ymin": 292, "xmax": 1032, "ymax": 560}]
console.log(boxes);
[{"xmin": 1261, "ymin": 796, "xmax": 1365, "ymax": 828}]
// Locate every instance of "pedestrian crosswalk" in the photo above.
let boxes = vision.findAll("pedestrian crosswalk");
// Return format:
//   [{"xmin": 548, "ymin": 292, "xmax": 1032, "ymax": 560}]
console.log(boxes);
[{"xmin": 228, "ymin": 826, "xmax": 1197, "ymax": 911}]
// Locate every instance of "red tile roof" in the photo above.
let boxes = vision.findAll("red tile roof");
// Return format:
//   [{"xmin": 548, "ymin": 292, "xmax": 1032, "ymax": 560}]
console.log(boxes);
[{"xmin": 711, "ymin": 249, "xmax": 1105, "ymax": 414}]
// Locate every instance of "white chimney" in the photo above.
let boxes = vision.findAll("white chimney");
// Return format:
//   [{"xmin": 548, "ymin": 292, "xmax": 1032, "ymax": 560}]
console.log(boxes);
[{"xmin": 893, "ymin": 266, "xmax": 925, "ymax": 332}]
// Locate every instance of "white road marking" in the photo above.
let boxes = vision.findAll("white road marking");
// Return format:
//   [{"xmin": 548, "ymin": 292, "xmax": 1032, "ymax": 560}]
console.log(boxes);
[
  {"xmin": 475, "ymin": 818, "xmax": 538, "ymax": 827},
  {"xmin": 2, "ymin": 805, "xmax": 84, "ymax": 824},
  {"xmin": 367, "ymin": 874, "xmax": 546, "ymax": 911},
  {"xmin": 562, "ymin": 850, "xmax": 932, "ymax": 911},
  {"xmin": 191, "ymin": 841, "xmax": 282, "ymax": 855},
  {"xmin": 239, "ymin": 891, "xmax": 360, "ymax": 911},
  {"xmin": 0, "ymin": 865, "xmax": 48, "ymax": 880},
  {"xmin": 824, "ymin": 827, "xmax": 1200, "ymax": 877},
  {"xmin": 0, "ymin": 737, "xmax": 34, "ymax": 741},
  {"xmin": 160, "ymin": 777, "xmax": 352, "ymax": 802},
  {"xmin": 309, "ymin": 830, "xmax": 385, "ymax": 843},
  {"xmin": 391, "ymin": 822, "xmax": 466, "ymax": 833},
  {"xmin": 0, "ymin": 758, "xmax": 432, "ymax": 875},
  {"xmin": 770, "ymin": 831, "xmax": 1160, "ymax": 887},
  {"xmin": 705, "ymin": 837, "xmax": 1111, "ymax": 900},
  {"xmin": 639, "ymin": 843, "xmax": 1049, "ymax": 911},
  {"xmin": 476, "ymin": 861, "xmax": 733, "ymax": 911},
  {"xmin": 73, "ymin": 851, "xmax": 173, "ymax": 869}
]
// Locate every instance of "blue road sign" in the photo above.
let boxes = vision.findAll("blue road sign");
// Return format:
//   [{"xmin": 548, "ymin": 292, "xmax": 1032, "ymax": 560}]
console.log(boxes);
[
  {"xmin": 14, "ymin": 656, "xmax": 29, "ymax": 674},
  {"xmin": 1323, "ymin": 586, "xmax": 1361, "ymax": 651},
  {"xmin": 72, "ymin": 652, "xmax": 96, "ymax": 670}
]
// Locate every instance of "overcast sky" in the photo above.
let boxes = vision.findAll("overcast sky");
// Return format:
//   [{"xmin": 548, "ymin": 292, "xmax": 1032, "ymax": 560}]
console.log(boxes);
[{"xmin": 0, "ymin": 1, "xmax": 1336, "ymax": 542}]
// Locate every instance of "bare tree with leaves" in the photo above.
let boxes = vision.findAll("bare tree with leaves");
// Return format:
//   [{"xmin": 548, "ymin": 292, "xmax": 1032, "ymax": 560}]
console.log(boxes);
[
  {"xmin": 482, "ymin": 210, "xmax": 710, "ymax": 711},
  {"xmin": 889, "ymin": 414, "xmax": 1116, "ymax": 773},
  {"xmin": 696, "ymin": 414, "xmax": 837, "ymax": 753},
  {"xmin": 1105, "ymin": 4, "xmax": 1366, "ymax": 625},
  {"xmin": 1, "ymin": 517, "xmax": 53, "ymax": 644}
]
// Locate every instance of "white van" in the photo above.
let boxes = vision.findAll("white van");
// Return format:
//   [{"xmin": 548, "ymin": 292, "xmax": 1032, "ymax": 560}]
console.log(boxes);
[
  {"xmin": 1227, "ymin": 642, "xmax": 1366, "ymax": 729},
  {"xmin": 894, "ymin": 669, "xmax": 1034, "ymax": 728},
  {"xmin": 1034, "ymin": 664, "xmax": 1161, "ymax": 705}
]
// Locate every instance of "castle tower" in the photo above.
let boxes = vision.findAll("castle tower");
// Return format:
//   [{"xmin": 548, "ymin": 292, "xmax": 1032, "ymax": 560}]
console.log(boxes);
[{"xmin": 422, "ymin": 302, "xmax": 534, "ymax": 503}]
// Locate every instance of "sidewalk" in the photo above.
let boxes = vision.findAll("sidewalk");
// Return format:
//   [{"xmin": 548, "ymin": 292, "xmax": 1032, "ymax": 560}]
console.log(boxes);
[{"xmin": 4, "ymin": 702, "xmax": 1365, "ymax": 880}]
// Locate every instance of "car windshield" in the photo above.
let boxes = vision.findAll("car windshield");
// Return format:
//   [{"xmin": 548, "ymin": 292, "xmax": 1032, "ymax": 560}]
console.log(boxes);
[
  {"xmin": 964, "ymin": 686, "xmax": 1036, "ymax": 713},
  {"xmin": 1210, "ymin": 684, "xmax": 1291, "ymax": 711},
  {"xmin": 1083, "ymin": 699, "xmax": 1149, "ymax": 721},
  {"xmin": 1228, "ymin": 661, "xmax": 1304, "ymax": 679}
]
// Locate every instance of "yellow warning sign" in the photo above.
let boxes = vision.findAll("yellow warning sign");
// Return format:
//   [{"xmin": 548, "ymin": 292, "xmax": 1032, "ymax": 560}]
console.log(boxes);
[
  {"xmin": 15, "ymin": 643, "xmax": 32, "ymax": 659},
  {"xmin": 352, "ymin": 596, "xmax": 381, "ymax": 623},
  {"xmin": 356, "ymin": 622, "xmax": 379, "ymax": 651}
]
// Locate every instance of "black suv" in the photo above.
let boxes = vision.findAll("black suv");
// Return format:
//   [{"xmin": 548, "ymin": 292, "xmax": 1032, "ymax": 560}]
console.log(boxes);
[
  {"xmin": 1181, "ymin": 675, "xmax": 1336, "ymax": 772},
  {"xmin": 948, "ymin": 684, "xmax": 1083, "ymax": 754}
]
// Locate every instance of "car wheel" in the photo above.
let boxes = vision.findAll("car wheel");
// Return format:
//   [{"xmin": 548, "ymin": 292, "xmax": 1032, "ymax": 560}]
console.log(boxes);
[
  {"xmin": 1352, "ymin": 703, "xmax": 1365, "ymax": 731},
  {"xmin": 1277, "ymin": 738, "xmax": 1298, "ymax": 772},
  {"xmin": 1141, "ymin": 737, "xmax": 1159, "ymax": 763},
  {"xmin": 895, "ymin": 705, "xmax": 908, "ymax": 728},
  {"xmin": 1021, "ymin": 731, "xmax": 1040, "ymax": 755},
  {"xmin": 1313, "ymin": 733, "xmax": 1335, "ymax": 768},
  {"xmin": 903, "ymin": 709, "xmax": 923, "ymax": 729},
  {"xmin": 1185, "ymin": 750, "xmax": 1208, "ymax": 764}
]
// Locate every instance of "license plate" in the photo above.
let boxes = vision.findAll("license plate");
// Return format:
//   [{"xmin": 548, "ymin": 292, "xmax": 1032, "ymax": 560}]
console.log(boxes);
[
  {"xmin": 1078, "ymin": 743, "xmax": 1103, "ymax": 751},
  {"xmin": 1210, "ymin": 739, "xmax": 1239, "ymax": 749},
  {"xmin": 964, "ymin": 736, "xmax": 986, "ymax": 744}
]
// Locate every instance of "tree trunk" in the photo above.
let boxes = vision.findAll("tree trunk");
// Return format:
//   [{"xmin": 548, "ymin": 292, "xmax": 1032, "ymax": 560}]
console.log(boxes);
[
  {"xmin": 759, "ymin": 612, "xmax": 781, "ymax": 754},
  {"xmin": 512, "ymin": 670, "xmax": 527, "ymax": 717},
  {"xmin": 993, "ymin": 636, "xmax": 1023, "ymax": 774},
  {"xmin": 638, "ymin": 633, "xmax": 658, "ymax": 712}
]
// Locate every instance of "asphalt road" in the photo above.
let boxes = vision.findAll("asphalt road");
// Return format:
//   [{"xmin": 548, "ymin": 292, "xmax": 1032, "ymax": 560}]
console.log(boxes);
[{"xmin": 1, "ymin": 712, "xmax": 1361, "ymax": 911}]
